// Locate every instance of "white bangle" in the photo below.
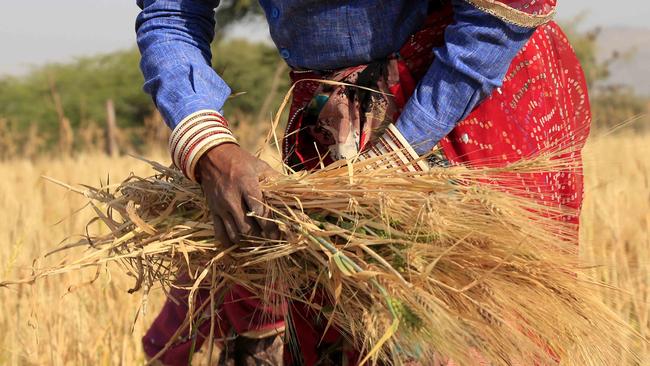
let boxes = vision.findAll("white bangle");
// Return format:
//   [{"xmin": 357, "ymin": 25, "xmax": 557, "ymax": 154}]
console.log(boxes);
[
  {"xmin": 176, "ymin": 124, "xmax": 233, "ymax": 169},
  {"xmin": 168, "ymin": 110, "xmax": 238, "ymax": 181},
  {"xmin": 168, "ymin": 110, "xmax": 226, "ymax": 152},
  {"xmin": 186, "ymin": 135, "xmax": 238, "ymax": 182}
]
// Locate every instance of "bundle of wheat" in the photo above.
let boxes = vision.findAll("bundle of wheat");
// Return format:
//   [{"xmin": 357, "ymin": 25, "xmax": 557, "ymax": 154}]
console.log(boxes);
[{"xmin": 9, "ymin": 145, "xmax": 638, "ymax": 365}]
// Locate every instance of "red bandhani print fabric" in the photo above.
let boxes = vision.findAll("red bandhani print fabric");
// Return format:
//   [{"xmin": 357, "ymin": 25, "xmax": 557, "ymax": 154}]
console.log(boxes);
[
  {"xmin": 143, "ymin": 2, "xmax": 590, "ymax": 364},
  {"xmin": 438, "ymin": 21, "xmax": 590, "ymax": 226}
]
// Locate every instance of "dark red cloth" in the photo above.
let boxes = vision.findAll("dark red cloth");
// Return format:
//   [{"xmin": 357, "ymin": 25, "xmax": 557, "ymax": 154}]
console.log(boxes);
[
  {"xmin": 143, "ymin": 2, "xmax": 590, "ymax": 363},
  {"xmin": 142, "ymin": 280, "xmax": 285, "ymax": 365},
  {"xmin": 142, "ymin": 283, "xmax": 219, "ymax": 366}
]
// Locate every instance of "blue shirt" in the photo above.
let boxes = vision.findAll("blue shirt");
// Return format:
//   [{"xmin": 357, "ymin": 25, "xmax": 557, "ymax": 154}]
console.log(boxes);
[{"xmin": 136, "ymin": 0, "xmax": 534, "ymax": 155}]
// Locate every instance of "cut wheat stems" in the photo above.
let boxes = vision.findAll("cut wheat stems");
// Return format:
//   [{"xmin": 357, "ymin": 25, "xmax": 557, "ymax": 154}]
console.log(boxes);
[{"xmin": 1, "ymin": 141, "xmax": 642, "ymax": 365}]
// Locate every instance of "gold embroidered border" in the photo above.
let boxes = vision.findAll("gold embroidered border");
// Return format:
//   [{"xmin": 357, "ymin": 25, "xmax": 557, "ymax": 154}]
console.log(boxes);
[{"xmin": 463, "ymin": 0, "xmax": 556, "ymax": 28}]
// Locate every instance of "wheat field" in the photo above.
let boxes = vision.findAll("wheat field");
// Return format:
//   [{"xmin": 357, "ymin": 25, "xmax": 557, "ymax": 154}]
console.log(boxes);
[{"xmin": 0, "ymin": 133, "xmax": 648, "ymax": 365}]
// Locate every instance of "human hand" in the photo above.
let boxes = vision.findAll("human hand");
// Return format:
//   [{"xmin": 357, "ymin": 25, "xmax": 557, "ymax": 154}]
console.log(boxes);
[{"xmin": 196, "ymin": 143, "xmax": 280, "ymax": 246}]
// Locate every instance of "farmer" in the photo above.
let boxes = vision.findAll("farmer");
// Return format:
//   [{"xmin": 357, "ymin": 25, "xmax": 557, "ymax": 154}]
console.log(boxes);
[{"xmin": 136, "ymin": 0, "xmax": 590, "ymax": 364}]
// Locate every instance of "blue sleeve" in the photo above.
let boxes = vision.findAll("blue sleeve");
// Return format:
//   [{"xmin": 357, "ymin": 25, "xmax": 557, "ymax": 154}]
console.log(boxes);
[
  {"xmin": 136, "ymin": 0, "xmax": 231, "ymax": 129},
  {"xmin": 395, "ymin": 0, "xmax": 535, "ymax": 155}
]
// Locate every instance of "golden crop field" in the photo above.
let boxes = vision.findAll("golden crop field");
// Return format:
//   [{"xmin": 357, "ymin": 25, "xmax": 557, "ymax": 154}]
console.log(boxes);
[{"xmin": 0, "ymin": 133, "xmax": 648, "ymax": 365}]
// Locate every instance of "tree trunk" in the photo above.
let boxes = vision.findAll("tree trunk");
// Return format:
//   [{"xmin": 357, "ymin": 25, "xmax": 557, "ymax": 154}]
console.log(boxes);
[{"xmin": 106, "ymin": 99, "xmax": 119, "ymax": 157}]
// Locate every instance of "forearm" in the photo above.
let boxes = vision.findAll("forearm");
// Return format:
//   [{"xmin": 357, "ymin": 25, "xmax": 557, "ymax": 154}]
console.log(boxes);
[
  {"xmin": 136, "ymin": 0, "xmax": 237, "ymax": 181},
  {"xmin": 136, "ymin": 0, "xmax": 230, "ymax": 129},
  {"xmin": 396, "ymin": 0, "xmax": 535, "ymax": 155}
]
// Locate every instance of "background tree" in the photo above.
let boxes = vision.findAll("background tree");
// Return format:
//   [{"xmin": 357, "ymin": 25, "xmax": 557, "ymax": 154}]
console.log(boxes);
[
  {"xmin": 563, "ymin": 20, "xmax": 648, "ymax": 131},
  {"xmin": 215, "ymin": 0, "xmax": 264, "ymax": 34},
  {"xmin": 0, "ymin": 13, "xmax": 645, "ymax": 155}
]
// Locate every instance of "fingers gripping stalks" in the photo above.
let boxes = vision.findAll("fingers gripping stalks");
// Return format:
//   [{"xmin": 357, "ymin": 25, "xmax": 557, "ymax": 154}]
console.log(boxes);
[
  {"xmin": 197, "ymin": 143, "xmax": 281, "ymax": 246},
  {"xmin": 170, "ymin": 110, "xmax": 280, "ymax": 245},
  {"xmin": 172, "ymin": 109, "xmax": 423, "ymax": 246},
  {"xmin": 194, "ymin": 123, "xmax": 423, "ymax": 246}
]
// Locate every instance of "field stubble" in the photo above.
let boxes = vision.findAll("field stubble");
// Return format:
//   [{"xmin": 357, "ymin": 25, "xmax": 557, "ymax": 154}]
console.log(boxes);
[{"xmin": 0, "ymin": 133, "xmax": 648, "ymax": 365}]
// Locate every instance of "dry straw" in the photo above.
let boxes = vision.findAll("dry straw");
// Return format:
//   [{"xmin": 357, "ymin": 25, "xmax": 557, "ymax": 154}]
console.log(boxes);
[
  {"xmin": 3, "ymin": 143, "xmax": 641, "ymax": 365},
  {"xmin": 1, "ymin": 81, "xmax": 643, "ymax": 364}
]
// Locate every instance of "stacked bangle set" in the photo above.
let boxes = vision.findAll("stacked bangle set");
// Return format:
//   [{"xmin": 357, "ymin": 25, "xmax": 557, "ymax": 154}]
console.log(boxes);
[{"xmin": 168, "ymin": 110, "xmax": 238, "ymax": 182}]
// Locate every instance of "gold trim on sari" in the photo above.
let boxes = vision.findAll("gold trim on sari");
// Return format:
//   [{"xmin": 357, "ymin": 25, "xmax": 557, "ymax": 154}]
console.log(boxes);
[{"xmin": 463, "ymin": 0, "xmax": 556, "ymax": 28}]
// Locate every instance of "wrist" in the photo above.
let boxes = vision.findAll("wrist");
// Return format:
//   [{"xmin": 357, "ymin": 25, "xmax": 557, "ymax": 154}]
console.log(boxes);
[
  {"xmin": 194, "ymin": 142, "xmax": 238, "ymax": 183},
  {"xmin": 168, "ymin": 110, "xmax": 238, "ymax": 182}
]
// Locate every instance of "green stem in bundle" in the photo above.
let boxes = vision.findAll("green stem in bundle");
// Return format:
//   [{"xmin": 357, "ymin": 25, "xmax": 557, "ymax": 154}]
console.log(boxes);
[
  {"xmin": 298, "ymin": 221, "xmax": 406, "ymax": 318},
  {"xmin": 300, "ymin": 227, "xmax": 401, "ymax": 363}
]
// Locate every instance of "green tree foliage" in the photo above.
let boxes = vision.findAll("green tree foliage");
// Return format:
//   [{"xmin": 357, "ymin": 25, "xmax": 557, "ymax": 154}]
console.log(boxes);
[
  {"xmin": 215, "ymin": 0, "xmax": 264, "ymax": 32},
  {"xmin": 563, "ymin": 22, "xmax": 649, "ymax": 131},
  {"xmin": 0, "ymin": 39, "xmax": 286, "ymax": 142},
  {"xmin": 562, "ymin": 26, "xmax": 611, "ymax": 90},
  {"xmin": 0, "ymin": 49, "xmax": 150, "ymax": 136},
  {"xmin": 213, "ymin": 40, "xmax": 288, "ymax": 118},
  {"xmin": 590, "ymin": 88, "xmax": 648, "ymax": 130}
]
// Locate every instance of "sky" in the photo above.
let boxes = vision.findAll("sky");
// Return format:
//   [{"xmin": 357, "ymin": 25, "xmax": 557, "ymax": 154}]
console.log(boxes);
[{"xmin": 0, "ymin": 1, "xmax": 649, "ymax": 76}]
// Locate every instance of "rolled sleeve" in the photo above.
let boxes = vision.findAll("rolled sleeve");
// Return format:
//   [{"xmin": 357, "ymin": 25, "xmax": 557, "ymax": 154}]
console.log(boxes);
[
  {"xmin": 136, "ymin": 0, "xmax": 231, "ymax": 129},
  {"xmin": 396, "ymin": 0, "xmax": 534, "ymax": 155}
]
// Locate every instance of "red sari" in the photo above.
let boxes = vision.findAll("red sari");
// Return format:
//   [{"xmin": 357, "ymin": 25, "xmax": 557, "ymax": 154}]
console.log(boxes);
[{"xmin": 143, "ymin": 0, "xmax": 590, "ymax": 364}]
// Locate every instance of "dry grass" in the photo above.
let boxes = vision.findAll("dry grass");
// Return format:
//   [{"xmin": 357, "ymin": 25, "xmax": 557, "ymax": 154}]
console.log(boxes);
[
  {"xmin": 0, "ymin": 153, "xmax": 167, "ymax": 365},
  {"xmin": 580, "ymin": 132, "xmax": 650, "ymax": 364},
  {"xmin": 0, "ymin": 132, "xmax": 648, "ymax": 365}
]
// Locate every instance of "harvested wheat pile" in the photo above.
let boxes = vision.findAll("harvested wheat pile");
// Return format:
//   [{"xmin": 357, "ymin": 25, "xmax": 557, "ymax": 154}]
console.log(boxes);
[{"xmin": 4, "ymin": 147, "xmax": 641, "ymax": 365}]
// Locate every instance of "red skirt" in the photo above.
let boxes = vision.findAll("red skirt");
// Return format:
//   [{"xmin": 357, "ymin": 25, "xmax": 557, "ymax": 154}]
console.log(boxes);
[{"xmin": 143, "ymin": 5, "xmax": 590, "ymax": 365}]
